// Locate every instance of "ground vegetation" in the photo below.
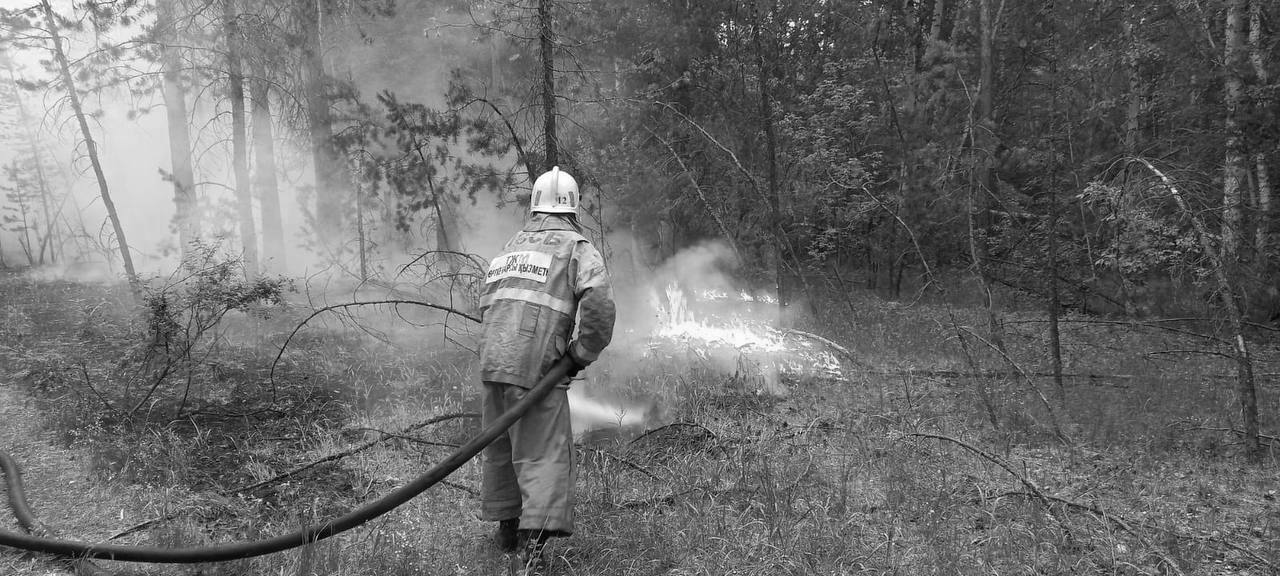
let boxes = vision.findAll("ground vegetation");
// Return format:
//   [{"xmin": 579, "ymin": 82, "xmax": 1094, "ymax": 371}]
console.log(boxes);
[{"xmin": 0, "ymin": 0, "xmax": 1276, "ymax": 573}]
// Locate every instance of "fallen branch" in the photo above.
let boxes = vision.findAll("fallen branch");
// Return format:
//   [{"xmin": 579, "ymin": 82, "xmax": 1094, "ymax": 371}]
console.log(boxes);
[
  {"xmin": 1172, "ymin": 423, "xmax": 1279, "ymax": 445},
  {"xmin": 1149, "ymin": 526, "xmax": 1278, "ymax": 573},
  {"xmin": 579, "ymin": 446, "xmax": 662, "ymax": 481},
  {"xmin": 224, "ymin": 412, "xmax": 478, "ymax": 496},
  {"xmin": 348, "ymin": 427, "xmax": 462, "ymax": 449},
  {"xmin": 1145, "ymin": 349, "xmax": 1236, "ymax": 359},
  {"xmin": 106, "ymin": 516, "xmax": 166, "ymax": 542},
  {"xmin": 106, "ymin": 413, "xmax": 480, "ymax": 542},
  {"xmin": 904, "ymin": 433, "xmax": 1058, "ymax": 512},
  {"xmin": 906, "ymin": 432, "xmax": 1184, "ymax": 576},
  {"xmin": 615, "ymin": 485, "xmax": 739, "ymax": 510},
  {"xmin": 783, "ymin": 329, "xmax": 868, "ymax": 368},
  {"xmin": 997, "ymin": 490, "xmax": 1232, "ymax": 575},
  {"xmin": 268, "ymin": 300, "xmax": 480, "ymax": 388},
  {"xmin": 630, "ymin": 422, "xmax": 718, "ymax": 446},
  {"xmin": 862, "ymin": 369, "xmax": 1135, "ymax": 381},
  {"xmin": 646, "ymin": 126, "xmax": 742, "ymax": 261},
  {"xmin": 955, "ymin": 326, "xmax": 1071, "ymax": 445},
  {"xmin": 436, "ymin": 479, "xmax": 478, "ymax": 497},
  {"xmin": 1002, "ymin": 318, "xmax": 1231, "ymax": 346},
  {"xmin": 76, "ymin": 361, "xmax": 116, "ymax": 413}
]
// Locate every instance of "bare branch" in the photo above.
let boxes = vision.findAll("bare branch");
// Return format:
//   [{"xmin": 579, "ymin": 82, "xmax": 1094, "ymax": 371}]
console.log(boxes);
[{"xmin": 269, "ymin": 300, "xmax": 480, "ymax": 388}]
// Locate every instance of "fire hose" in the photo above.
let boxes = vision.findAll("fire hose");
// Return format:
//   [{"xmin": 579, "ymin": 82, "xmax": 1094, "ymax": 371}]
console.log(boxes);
[{"xmin": 0, "ymin": 356, "xmax": 572, "ymax": 564}]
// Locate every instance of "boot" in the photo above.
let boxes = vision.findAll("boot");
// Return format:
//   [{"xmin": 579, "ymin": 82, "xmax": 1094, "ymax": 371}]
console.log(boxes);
[
  {"xmin": 510, "ymin": 530, "xmax": 548, "ymax": 576},
  {"xmin": 494, "ymin": 518, "xmax": 520, "ymax": 553}
]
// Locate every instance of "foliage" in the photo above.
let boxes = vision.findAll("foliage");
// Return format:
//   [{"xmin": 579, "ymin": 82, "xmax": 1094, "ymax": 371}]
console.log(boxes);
[
  {"xmin": 143, "ymin": 241, "xmax": 289, "ymax": 346},
  {"xmin": 0, "ymin": 158, "xmax": 42, "ymax": 264},
  {"xmin": 1080, "ymin": 180, "xmax": 1205, "ymax": 278},
  {"xmin": 0, "ymin": 0, "xmax": 1274, "ymax": 307},
  {"xmin": 133, "ymin": 240, "xmax": 292, "ymax": 415}
]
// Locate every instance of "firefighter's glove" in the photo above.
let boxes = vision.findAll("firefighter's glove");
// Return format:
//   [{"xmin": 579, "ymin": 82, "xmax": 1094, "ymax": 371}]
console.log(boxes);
[{"xmin": 563, "ymin": 349, "xmax": 588, "ymax": 380}]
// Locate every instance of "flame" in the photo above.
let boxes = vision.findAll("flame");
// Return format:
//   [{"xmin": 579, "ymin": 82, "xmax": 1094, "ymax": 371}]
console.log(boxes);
[
  {"xmin": 646, "ymin": 283, "xmax": 842, "ymax": 383},
  {"xmin": 650, "ymin": 282, "xmax": 784, "ymax": 350},
  {"xmin": 654, "ymin": 319, "xmax": 788, "ymax": 352}
]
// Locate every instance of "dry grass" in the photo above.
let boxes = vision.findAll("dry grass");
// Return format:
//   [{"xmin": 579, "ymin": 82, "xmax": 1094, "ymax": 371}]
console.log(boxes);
[{"xmin": 0, "ymin": 268, "xmax": 1275, "ymax": 575}]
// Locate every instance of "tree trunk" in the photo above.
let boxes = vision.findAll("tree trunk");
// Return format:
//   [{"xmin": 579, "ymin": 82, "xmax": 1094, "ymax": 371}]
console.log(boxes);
[
  {"xmin": 355, "ymin": 176, "xmax": 367, "ymax": 281},
  {"xmin": 5, "ymin": 60, "xmax": 59, "ymax": 265},
  {"xmin": 297, "ymin": 0, "xmax": 343, "ymax": 239},
  {"xmin": 10, "ymin": 160, "xmax": 35, "ymax": 265},
  {"xmin": 928, "ymin": 0, "xmax": 946, "ymax": 48},
  {"xmin": 750, "ymin": 0, "xmax": 815, "ymax": 324},
  {"xmin": 538, "ymin": 0, "xmax": 557, "ymax": 170},
  {"xmin": 1250, "ymin": 0, "xmax": 1273, "ymax": 273},
  {"xmin": 490, "ymin": 34, "xmax": 503, "ymax": 91},
  {"xmin": 973, "ymin": 0, "xmax": 1005, "ymax": 352},
  {"xmin": 651, "ymin": 128, "xmax": 742, "ymax": 260},
  {"xmin": 157, "ymin": 0, "xmax": 198, "ymax": 258},
  {"xmin": 1222, "ymin": 0, "xmax": 1247, "ymax": 265},
  {"xmin": 1136, "ymin": 159, "xmax": 1261, "ymax": 462},
  {"xmin": 40, "ymin": 0, "xmax": 138, "ymax": 292},
  {"xmin": 1117, "ymin": 1, "xmax": 1142, "ymax": 316},
  {"xmin": 1048, "ymin": 177, "xmax": 1064, "ymax": 399},
  {"xmin": 225, "ymin": 0, "xmax": 258, "ymax": 279},
  {"xmin": 1122, "ymin": 3, "xmax": 1142, "ymax": 158},
  {"xmin": 33, "ymin": 151, "xmax": 55, "ymax": 265},
  {"xmin": 427, "ymin": 171, "xmax": 453, "ymax": 254},
  {"xmin": 752, "ymin": 0, "xmax": 786, "ymax": 319},
  {"xmin": 250, "ymin": 61, "xmax": 286, "ymax": 272}
]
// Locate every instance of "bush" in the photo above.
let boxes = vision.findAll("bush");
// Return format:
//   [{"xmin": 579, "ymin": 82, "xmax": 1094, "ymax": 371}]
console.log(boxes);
[{"xmin": 132, "ymin": 241, "xmax": 293, "ymax": 417}]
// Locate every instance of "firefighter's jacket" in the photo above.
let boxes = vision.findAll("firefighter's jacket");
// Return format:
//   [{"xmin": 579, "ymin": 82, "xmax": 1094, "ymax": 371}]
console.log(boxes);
[{"xmin": 478, "ymin": 215, "xmax": 615, "ymax": 388}]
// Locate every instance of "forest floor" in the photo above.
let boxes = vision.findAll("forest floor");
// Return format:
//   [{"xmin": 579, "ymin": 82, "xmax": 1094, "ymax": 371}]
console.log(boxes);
[{"xmin": 0, "ymin": 266, "xmax": 1277, "ymax": 575}]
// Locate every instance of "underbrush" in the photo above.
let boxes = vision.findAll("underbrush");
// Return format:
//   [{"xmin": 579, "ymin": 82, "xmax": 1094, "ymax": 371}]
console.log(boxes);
[
  {"xmin": 563, "ymin": 367, "xmax": 1279, "ymax": 575},
  {"xmin": 0, "ymin": 267, "xmax": 1276, "ymax": 575}
]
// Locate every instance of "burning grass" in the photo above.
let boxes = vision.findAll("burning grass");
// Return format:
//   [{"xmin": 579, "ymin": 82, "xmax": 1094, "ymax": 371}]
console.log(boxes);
[{"xmin": 0, "ymin": 266, "xmax": 1276, "ymax": 575}]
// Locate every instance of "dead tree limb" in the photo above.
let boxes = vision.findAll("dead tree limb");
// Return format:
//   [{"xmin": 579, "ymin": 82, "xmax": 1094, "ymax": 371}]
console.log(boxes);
[
  {"xmin": 904, "ymin": 433, "xmax": 1058, "ymax": 511},
  {"xmin": 1150, "ymin": 526, "xmax": 1278, "ymax": 573},
  {"xmin": 646, "ymin": 127, "xmax": 741, "ymax": 261},
  {"xmin": 1131, "ymin": 158, "xmax": 1261, "ymax": 461},
  {"xmin": 107, "ymin": 426, "xmax": 481, "ymax": 545},
  {"xmin": 223, "ymin": 412, "xmax": 478, "ymax": 496},
  {"xmin": 955, "ymin": 326, "xmax": 1070, "ymax": 445},
  {"xmin": 644, "ymin": 99, "xmax": 815, "ymax": 309},
  {"xmin": 347, "ymin": 427, "xmax": 462, "ymax": 449},
  {"xmin": 579, "ymin": 446, "xmax": 662, "ymax": 481},
  {"xmin": 783, "ymin": 329, "xmax": 868, "ymax": 369},
  {"xmin": 630, "ymin": 422, "xmax": 719, "ymax": 445},
  {"xmin": 864, "ymin": 369, "xmax": 1135, "ymax": 380},
  {"xmin": 1171, "ymin": 422, "xmax": 1279, "ymax": 445},
  {"xmin": 997, "ymin": 490, "xmax": 1232, "ymax": 576},
  {"xmin": 269, "ymin": 300, "xmax": 480, "ymax": 388},
  {"xmin": 1003, "ymin": 318, "xmax": 1231, "ymax": 346},
  {"xmin": 455, "ymin": 97, "xmax": 536, "ymax": 184},
  {"xmin": 908, "ymin": 433, "xmax": 1186, "ymax": 576}
]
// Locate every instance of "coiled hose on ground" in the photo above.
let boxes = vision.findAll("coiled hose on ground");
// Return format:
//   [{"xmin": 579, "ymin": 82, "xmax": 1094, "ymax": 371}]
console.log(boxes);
[{"xmin": 0, "ymin": 357, "xmax": 571, "ymax": 564}]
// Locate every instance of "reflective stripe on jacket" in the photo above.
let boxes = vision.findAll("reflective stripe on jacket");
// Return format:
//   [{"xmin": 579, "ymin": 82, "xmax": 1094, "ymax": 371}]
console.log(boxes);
[{"xmin": 478, "ymin": 215, "xmax": 615, "ymax": 388}]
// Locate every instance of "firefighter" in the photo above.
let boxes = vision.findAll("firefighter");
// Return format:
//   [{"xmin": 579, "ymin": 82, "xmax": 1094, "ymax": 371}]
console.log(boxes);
[{"xmin": 477, "ymin": 166, "xmax": 615, "ymax": 573}]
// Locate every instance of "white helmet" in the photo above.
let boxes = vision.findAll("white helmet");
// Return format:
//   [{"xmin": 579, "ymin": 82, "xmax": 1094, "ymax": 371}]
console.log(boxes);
[{"xmin": 530, "ymin": 166, "xmax": 579, "ymax": 215}]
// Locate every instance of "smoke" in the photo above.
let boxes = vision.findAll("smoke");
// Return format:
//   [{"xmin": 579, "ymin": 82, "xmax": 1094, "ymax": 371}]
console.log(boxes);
[
  {"xmin": 610, "ymin": 239, "xmax": 747, "ymax": 332},
  {"xmin": 0, "ymin": 1, "xmax": 532, "ymax": 286},
  {"xmin": 0, "ymin": 3, "xmax": 818, "ymax": 436},
  {"xmin": 568, "ymin": 382, "xmax": 648, "ymax": 435},
  {"xmin": 567, "ymin": 239, "xmax": 756, "ymax": 436}
]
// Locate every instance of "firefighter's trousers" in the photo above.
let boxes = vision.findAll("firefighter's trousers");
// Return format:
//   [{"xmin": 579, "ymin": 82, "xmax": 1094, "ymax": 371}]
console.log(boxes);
[{"xmin": 479, "ymin": 381, "xmax": 575, "ymax": 535}]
